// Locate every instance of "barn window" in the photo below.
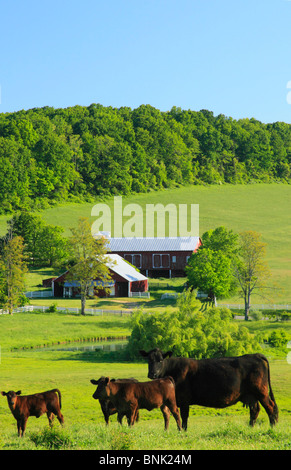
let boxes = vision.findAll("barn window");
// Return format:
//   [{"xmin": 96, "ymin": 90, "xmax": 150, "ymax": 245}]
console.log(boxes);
[
  {"xmin": 133, "ymin": 254, "xmax": 141, "ymax": 268},
  {"xmin": 162, "ymin": 254, "xmax": 170, "ymax": 268},
  {"xmin": 153, "ymin": 254, "xmax": 161, "ymax": 267},
  {"xmin": 152, "ymin": 254, "xmax": 170, "ymax": 268},
  {"xmin": 124, "ymin": 254, "xmax": 141, "ymax": 268}
]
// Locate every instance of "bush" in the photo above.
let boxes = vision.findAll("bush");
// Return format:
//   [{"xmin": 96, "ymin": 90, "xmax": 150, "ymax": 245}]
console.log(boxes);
[
  {"xmin": 127, "ymin": 289, "xmax": 261, "ymax": 359},
  {"xmin": 29, "ymin": 427, "xmax": 74, "ymax": 450},
  {"xmin": 249, "ymin": 309, "xmax": 263, "ymax": 321},
  {"xmin": 267, "ymin": 329, "xmax": 290, "ymax": 349},
  {"xmin": 262, "ymin": 310, "xmax": 291, "ymax": 321},
  {"xmin": 48, "ymin": 302, "xmax": 58, "ymax": 313},
  {"xmin": 280, "ymin": 311, "xmax": 291, "ymax": 321},
  {"xmin": 110, "ymin": 430, "xmax": 133, "ymax": 450}
]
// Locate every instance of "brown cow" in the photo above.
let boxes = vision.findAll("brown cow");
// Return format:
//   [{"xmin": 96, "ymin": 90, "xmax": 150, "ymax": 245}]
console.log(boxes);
[
  {"xmin": 1, "ymin": 389, "xmax": 64, "ymax": 437},
  {"xmin": 91, "ymin": 376, "xmax": 182, "ymax": 431},
  {"xmin": 90, "ymin": 378, "xmax": 139, "ymax": 425}
]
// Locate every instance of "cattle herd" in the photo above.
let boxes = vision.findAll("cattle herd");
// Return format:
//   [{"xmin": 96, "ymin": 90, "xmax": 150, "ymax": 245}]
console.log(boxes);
[{"xmin": 1, "ymin": 349, "xmax": 279, "ymax": 437}]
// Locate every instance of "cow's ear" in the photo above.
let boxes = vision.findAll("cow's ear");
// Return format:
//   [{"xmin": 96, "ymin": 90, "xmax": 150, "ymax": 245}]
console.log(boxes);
[
  {"xmin": 105, "ymin": 377, "xmax": 110, "ymax": 384},
  {"xmin": 16, "ymin": 391, "xmax": 21, "ymax": 395},
  {"xmin": 139, "ymin": 350, "xmax": 148, "ymax": 357},
  {"xmin": 1, "ymin": 391, "xmax": 7, "ymax": 396},
  {"xmin": 90, "ymin": 379, "xmax": 98, "ymax": 385},
  {"xmin": 163, "ymin": 351, "xmax": 173, "ymax": 358}
]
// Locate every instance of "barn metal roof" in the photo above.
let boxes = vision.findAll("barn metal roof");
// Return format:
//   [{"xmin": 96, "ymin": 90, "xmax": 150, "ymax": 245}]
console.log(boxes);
[
  {"xmin": 106, "ymin": 254, "xmax": 148, "ymax": 282},
  {"xmin": 64, "ymin": 280, "xmax": 115, "ymax": 288},
  {"xmin": 106, "ymin": 237, "xmax": 200, "ymax": 253},
  {"xmin": 53, "ymin": 254, "xmax": 147, "ymax": 285}
]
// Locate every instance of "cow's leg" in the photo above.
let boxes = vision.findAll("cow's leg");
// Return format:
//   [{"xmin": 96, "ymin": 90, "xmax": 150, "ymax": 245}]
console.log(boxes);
[
  {"xmin": 17, "ymin": 420, "xmax": 21, "ymax": 437},
  {"xmin": 249, "ymin": 401, "xmax": 260, "ymax": 427},
  {"xmin": 258, "ymin": 395, "xmax": 278, "ymax": 427},
  {"xmin": 132, "ymin": 407, "xmax": 139, "ymax": 424},
  {"xmin": 180, "ymin": 405, "xmax": 189, "ymax": 431},
  {"xmin": 161, "ymin": 405, "xmax": 171, "ymax": 430},
  {"xmin": 20, "ymin": 417, "xmax": 27, "ymax": 437},
  {"xmin": 56, "ymin": 409, "xmax": 64, "ymax": 426},
  {"xmin": 100, "ymin": 401, "xmax": 110, "ymax": 425},
  {"xmin": 48, "ymin": 404, "xmax": 64, "ymax": 426},
  {"xmin": 135, "ymin": 410, "xmax": 140, "ymax": 423},
  {"xmin": 47, "ymin": 411, "xmax": 54, "ymax": 427},
  {"xmin": 169, "ymin": 404, "xmax": 182, "ymax": 431},
  {"xmin": 117, "ymin": 412, "xmax": 124, "ymax": 425},
  {"xmin": 129, "ymin": 405, "xmax": 138, "ymax": 426}
]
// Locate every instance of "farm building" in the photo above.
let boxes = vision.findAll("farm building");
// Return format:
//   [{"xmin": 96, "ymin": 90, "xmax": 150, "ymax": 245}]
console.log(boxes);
[
  {"xmin": 52, "ymin": 254, "xmax": 148, "ymax": 298},
  {"xmin": 106, "ymin": 236, "xmax": 201, "ymax": 278}
]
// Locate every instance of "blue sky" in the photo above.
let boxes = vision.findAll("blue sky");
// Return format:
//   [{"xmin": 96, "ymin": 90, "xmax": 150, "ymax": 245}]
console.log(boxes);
[{"xmin": 1, "ymin": 0, "xmax": 291, "ymax": 123}]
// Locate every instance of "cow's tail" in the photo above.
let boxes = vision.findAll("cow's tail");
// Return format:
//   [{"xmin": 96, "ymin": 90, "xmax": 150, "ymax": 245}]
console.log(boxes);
[
  {"xmin": 166, "ymin": 376, "xmax": 176, "ymax": 386},
  {"xmin": 262, "ymin": 355, "xmax": 278, "ymax": 421},
  {"xmin": 52, "ymin": 389, "xmax": 62, "ymax": 409}
]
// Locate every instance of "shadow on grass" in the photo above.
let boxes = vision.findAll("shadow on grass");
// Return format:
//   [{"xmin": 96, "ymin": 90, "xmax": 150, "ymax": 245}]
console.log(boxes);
[{"xmin": 53, "ymin": 348, "xmax": 137, "ymax": 364}]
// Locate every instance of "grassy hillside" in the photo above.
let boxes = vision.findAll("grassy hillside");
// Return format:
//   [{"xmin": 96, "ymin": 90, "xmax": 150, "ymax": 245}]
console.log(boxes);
[{"xmin": 0, "ymin": 183, "xmax": 290, "ymax": 302}]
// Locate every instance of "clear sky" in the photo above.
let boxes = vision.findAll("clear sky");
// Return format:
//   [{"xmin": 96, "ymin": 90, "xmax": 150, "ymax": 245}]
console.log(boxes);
[{"xmin": 1, "ymin": 0, "xmax": 291, "ymax": 123}]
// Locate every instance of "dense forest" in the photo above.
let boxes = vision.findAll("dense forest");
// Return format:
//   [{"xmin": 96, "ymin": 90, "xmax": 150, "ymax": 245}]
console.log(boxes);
[{"xmin": 0, "ymin": 103, "xmax": 290, "ymax": 213}]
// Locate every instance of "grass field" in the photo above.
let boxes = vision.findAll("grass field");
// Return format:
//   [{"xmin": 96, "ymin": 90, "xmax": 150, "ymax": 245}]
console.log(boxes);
[
  {"xmin": 0, "ymin": 183, "xmax": 290, "ymax": 303},
  {"xmin": 0, "ymin": 183, "xmax": 290, "ymax": 450},
  {"xmin": 0, "ymin": 312, "xmax": 290, "ymax": 450}
]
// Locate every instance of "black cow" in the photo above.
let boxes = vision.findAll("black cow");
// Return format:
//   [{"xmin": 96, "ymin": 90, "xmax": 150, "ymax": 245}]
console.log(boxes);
[{"xmin": 140, "ymin": 349, "xmax": 278, "ymax": 430}]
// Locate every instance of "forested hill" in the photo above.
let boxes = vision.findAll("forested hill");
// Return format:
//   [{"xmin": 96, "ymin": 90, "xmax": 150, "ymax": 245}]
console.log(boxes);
[{"xmin": 0, "ymin": 103, "xmax": 290, "ymax": 214}]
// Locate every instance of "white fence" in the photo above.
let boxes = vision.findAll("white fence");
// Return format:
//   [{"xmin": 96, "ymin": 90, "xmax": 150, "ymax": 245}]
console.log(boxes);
[
  {"xmin": 0, "ymin": 306, "xmax": 34, "ymax": 315},
  {"xmin": 161, "ymin": 293, "xmax": 179, "ymax": 299},
  {"xmin": 25, "ymin": 291, "xmax": 53, "ymax": 298},
  {"xmin": 25, "ymin": 290, "xmax": 150, "ymax": 299},
  {"xmin": 0, "ymin": 305, "xmax": 133, "ymax": 315},
  {"xmin": 128, "ymin": 292, "xmax": 150, "ymax": 298},
  {"xmin": 217, "ymin": 304, "xmax": 291, "ymax": 310}
]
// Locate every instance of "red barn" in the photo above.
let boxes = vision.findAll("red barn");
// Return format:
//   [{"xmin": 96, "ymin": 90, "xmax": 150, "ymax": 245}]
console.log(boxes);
[
  {"xmin": 106, "ymin": 237, "xmax": 201, "ymax": 278},
  {"xmin": 52, "ymin": 254, "xmax": 148, "ymax": 298}
]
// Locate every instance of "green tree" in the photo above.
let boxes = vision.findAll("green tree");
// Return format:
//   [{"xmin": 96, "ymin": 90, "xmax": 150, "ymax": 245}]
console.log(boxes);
[
  {"xmin": 36, "ymin": 224, "xmax": 71, "ymax": 267},
  {"xmin": 68, "ymin": 217, "xmax": 111, "ymax": 315},
  {"xmin": 7, "ymin": 211, "xmax": 70, "ymax": 267},
  {"xmin": 186, "ymin": 227, "xmax": 239, "ymax": 304},
  {"xmin": 233, "ymin": 231, "xmax": 271, "ymax": 321},
  {"xmin": 0, "ymin": 236, "xmax": 28, "ymax": 315},
  {"xmin": 7, "ymin": 212, "xmax": 43, "ymax": 265}
]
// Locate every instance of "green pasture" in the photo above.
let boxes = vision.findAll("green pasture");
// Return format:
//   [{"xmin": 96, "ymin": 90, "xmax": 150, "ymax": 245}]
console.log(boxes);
[
  {"xmin": 0, "ymin": 311, "xmax": 290, "ymax": 450},
  {"xmin": 0, "ymin": 183, "xmax": 290, "ymax": 303}
]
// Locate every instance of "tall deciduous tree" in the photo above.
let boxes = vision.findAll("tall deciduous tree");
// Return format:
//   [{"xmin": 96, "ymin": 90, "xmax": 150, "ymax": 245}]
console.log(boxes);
[
  {"xmin": 0, "ymin": 236, "xmax": 27, "ymax": 315},
  {"xmin": 6, "ymin": 211, "xmax": 71, "ymax": 267},
  {"xmin": 233, "ymin": 231, "xmax": 271, "ymax": 321},
  {"xmin": 68, "ymin": 217, "xmax": 111, "ymax": 315},
  {"xmin": 186, "ymin": 227, "xmax": 239, "ymax": 305}
]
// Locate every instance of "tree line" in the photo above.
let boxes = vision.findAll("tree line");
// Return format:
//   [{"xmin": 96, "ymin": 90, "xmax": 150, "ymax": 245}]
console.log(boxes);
[{"xmin": 0, "ymin": 103, "xmax": 291, "ymax": 213}]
